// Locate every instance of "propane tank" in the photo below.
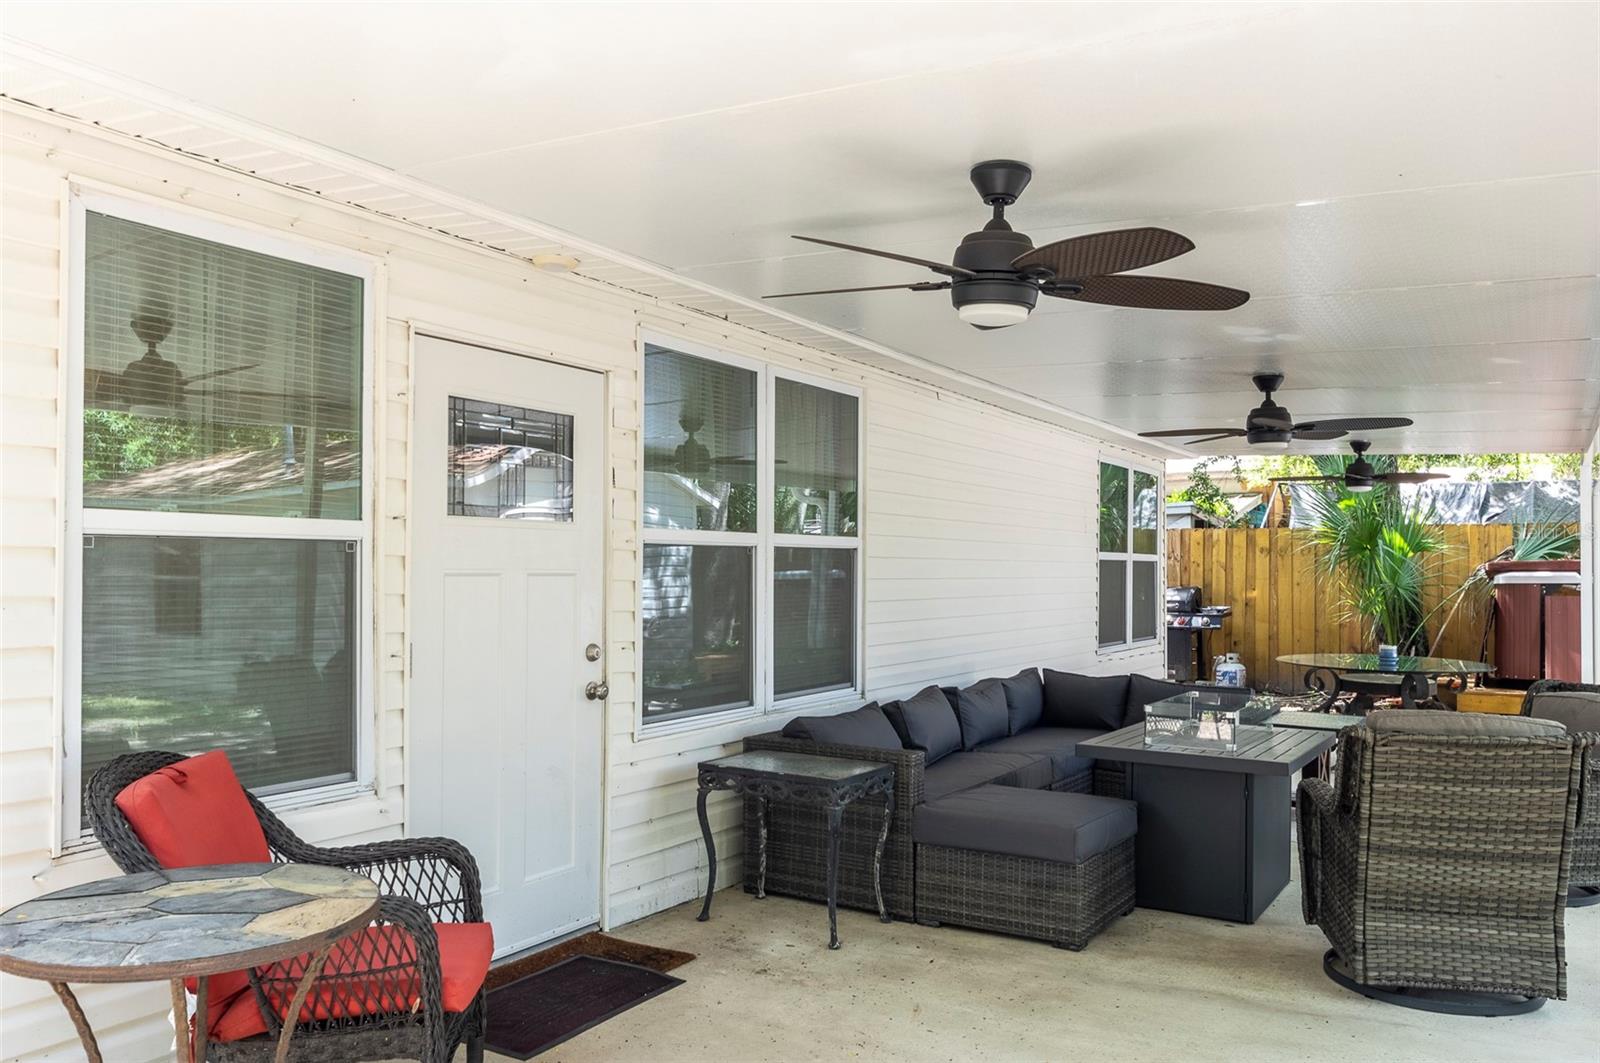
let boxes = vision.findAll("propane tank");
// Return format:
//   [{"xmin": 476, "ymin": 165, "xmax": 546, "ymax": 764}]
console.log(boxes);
[{"xmin": 1213, "ymin": 653, "xmax": 1248, "ymax": 688}]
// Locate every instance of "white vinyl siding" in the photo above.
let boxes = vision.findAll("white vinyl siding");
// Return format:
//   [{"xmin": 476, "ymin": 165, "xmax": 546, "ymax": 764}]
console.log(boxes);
[{"xmin": 0, "ymin": 102, "xmax": 1166, "ymax": 1060}]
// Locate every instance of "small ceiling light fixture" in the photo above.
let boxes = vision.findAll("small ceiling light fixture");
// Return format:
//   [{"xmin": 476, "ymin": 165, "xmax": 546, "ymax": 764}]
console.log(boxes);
[
  {"xmin": 531, "ymin": 253, "xmax": 580, "ymax": 273},
  {"xmin": 956, "ymin": 300, "xmax": 1031, "ymax": 328}
]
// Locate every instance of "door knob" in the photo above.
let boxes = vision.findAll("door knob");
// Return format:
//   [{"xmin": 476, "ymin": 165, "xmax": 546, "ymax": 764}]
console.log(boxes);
[
  {"xmin": 584, "ymin": 643, "xmax": 602, "ymax": 662},
  {"xmin": 585, "ymin": 681, "xmax": 609, "ymax": 701}
]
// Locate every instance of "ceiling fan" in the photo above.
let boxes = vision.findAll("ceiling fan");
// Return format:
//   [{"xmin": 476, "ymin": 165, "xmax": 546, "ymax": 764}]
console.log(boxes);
[
  {"xmin": 764, "ymin": 160, "xmax": 1249, "ymax": 329},
  {"xmin": 1137, "ymin": 373, "xmax": 1414, "ymax": 450},
  {"xmin": 85, "ymin": 311, "xmax": 258, "ymax": 412},
  {"xmin": 1270, "ymin": 440, "xmax": 1447, "ymax": 493}
]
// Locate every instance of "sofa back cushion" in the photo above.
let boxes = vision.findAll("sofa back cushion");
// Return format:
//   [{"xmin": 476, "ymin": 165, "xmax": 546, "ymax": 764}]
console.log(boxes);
[
  {"xmin": 1525, "ymin": 689, "xmax": 1600, "ymax": 733},
  {"xmin": 114, "ymin": 750, "xmax": 271, "ymax": 869},
  {"xmin": 955, "ymin": 679, "xmax": 1011, "ymax": 750},
  {"xmin": 1367, "ymin": 707, "xmax": 1566, "ymax": 739},
  {"xmin": 780, "ymin": 702, "xmax": 902, "ymax": 749},
  {"xmin": 1000, "ymin": 668, "xmax": 1044, "ymax": 734},
  {"xmin": 1125, "ymin": 674, "xmax": 1253, "ymax": 727},
  {"xmin": 1042, "ymin": 670, "xmax": 1130, "ymax": 731},
  {"xmin": 884, "ymin": 685, "xmax": 963, "ymax": 765}
]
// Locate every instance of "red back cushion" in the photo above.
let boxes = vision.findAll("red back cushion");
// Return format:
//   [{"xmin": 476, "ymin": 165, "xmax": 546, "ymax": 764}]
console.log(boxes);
[{"xmin": 114, "ymin": 750, "xmax": 271, "ymax": 869}]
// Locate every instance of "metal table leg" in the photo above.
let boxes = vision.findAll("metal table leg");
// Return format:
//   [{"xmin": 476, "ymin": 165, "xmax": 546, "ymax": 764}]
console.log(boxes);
[
  {"xmin": 1305, "ymin": 667, "xmax": 1341, "ymax": 712},
  {"xmin": 273, "ymin": 942, "xmax": 334, "ymax": 1063},
  {"xmin": 170, "ymin": 979, "xmax": 192, "ymax": 1063},
  {"xmin": 49, "ymin": 982, "xmax": 102, "ymax": 1063},
  {"xmin": 1398, "ymin": 673, "xmax": 1423, "ymax": 710},
  {"xmin": 873, "ymin": 790, "xmax": 894, "ymax": 923},
  {"xmin": 825, "ymin": 803, "xmax": 844, "ymax": 949},
  {"xmin": 695, "ymin": 786, "xmax": 716, "ymax": 922}
]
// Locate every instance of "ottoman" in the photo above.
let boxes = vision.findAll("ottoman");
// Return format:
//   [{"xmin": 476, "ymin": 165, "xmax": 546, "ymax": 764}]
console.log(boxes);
[{"xmin": 913, "ymin": 784, "xmax": 1137, "ymax": 950}]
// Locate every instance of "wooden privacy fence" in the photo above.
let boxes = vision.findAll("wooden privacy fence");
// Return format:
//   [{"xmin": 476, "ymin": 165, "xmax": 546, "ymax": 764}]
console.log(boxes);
[{"xmin": 1166, "ymin": 525, "xmax": 1512, "ymax": 694}]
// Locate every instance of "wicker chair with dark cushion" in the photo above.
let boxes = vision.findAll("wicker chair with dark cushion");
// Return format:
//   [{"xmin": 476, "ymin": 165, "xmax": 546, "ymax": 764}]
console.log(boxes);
[
  {"xmin": 1297, "ymin": 710, "xmax": 1594, "ymax": 1014},
  {"xmin": 1522, "ymin": 680, "xmax": 1600, "ymax": 906},
  {"xmin": 87, "ymin": 750, "xmax": 488, "ymax": 1063}
]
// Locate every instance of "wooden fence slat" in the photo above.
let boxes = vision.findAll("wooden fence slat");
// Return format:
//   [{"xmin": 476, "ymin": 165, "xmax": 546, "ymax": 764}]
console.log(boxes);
[{"xmin": 1166, "ymin": 525, "xmax": 1530, "ymax": 693}]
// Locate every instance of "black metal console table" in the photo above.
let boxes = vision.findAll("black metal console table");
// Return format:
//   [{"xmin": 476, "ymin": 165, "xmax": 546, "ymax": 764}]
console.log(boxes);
[{"xmin": 696, "ymin": 750, "xmax": 894, "ymax": 949}]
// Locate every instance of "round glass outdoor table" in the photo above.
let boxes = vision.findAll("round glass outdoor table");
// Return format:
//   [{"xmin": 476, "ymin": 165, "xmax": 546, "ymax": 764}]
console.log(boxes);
[
  {"xmin": 1276, "ymin": 652, "xmax": 1492, "ymax": 712},
  {"xmin": 0, "ymin": 863, "xmax": 378, "ymax": 1063}
]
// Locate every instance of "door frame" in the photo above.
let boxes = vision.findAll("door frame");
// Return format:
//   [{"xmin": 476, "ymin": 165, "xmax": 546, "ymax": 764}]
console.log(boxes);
[{"xmin": 402, "ymin": 318, "xmax": 614, "ymax": 933}]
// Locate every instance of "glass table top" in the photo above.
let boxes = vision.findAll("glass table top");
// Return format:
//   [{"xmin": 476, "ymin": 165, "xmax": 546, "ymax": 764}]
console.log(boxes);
[
  {"xmin": 1276, "ymin": 652, "xmax": 1491, "ymax": 674},
  {"xmin": 701, "ymin": 750, "xmax": 891, "ymax": 781}
]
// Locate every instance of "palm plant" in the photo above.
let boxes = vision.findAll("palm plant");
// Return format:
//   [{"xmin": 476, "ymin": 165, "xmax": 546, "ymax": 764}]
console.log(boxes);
[{"xmin": 1297, "ymin": 458, "xmax": 1448, "ymax": 652}]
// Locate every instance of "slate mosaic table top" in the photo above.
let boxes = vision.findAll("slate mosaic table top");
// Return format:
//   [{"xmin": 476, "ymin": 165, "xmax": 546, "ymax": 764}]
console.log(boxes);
[{"xmin": 0, "ymin": 863, "xmax": 379, "ymax": 983}]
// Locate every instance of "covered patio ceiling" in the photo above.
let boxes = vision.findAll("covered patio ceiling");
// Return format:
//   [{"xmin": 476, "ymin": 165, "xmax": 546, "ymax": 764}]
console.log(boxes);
[{"xmin": 4, "ymin": 1, "xmax": 1596, "ymax": 454}]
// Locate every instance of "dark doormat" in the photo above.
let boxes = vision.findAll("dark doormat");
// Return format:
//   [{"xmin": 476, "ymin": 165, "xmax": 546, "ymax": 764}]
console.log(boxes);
[
  {"xmin": 486, "ymin": 930, "xmax": 694, "ymax": 990},
  {"xmin": 484, "ymin": 935, "xmax": 692, "ymax": 1059}
]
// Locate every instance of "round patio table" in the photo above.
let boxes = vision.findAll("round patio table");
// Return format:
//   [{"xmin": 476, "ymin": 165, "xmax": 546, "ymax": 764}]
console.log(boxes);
[
  {"xmin": 0, "ymin": 863, "xmax": 378, "ymax": 1063},
  {"xmin": 1276, "ymin": 652, "xmax": 1492, "ymax": 712}
]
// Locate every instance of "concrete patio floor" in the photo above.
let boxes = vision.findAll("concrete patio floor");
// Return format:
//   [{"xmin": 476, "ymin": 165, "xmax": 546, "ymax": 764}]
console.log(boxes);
[{"xmin": 475, "ymin": 870, "xmax": 1600, "ymax": 1063}]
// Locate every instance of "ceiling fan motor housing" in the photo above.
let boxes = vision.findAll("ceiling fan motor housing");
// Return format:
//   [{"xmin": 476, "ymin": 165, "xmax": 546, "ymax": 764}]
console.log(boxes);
[{"xmin": 949, "ymin": 220, "xmax": 1039, "ymax": 324}]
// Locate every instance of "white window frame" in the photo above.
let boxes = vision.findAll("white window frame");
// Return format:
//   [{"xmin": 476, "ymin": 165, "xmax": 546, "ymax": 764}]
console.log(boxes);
[
  {"xmin": 1096, "ymin": 455, "xmax": 1163, "ymax": 653},
  {"xmin": 59, "ymin": 188, "xmax": 378, "ymax": 848},
  {"xmin": 637, "ymin": 333, "xmax": 864, "ymax": 735}
]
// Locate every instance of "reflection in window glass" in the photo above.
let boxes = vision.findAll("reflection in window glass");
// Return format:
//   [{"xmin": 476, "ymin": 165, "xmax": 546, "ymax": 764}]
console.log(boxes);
[
  {"xmin": 82, "ymin": 211, "xmax": 363, "ymax": 519},
  {"xmin": 641, "ymin": 543, "xmax": 753, "ymax": 720},
  {"xmin": 1132, "ymin": 470, "xmax": 1159, "ymax": 555},
  {"xmin": 1132, "ymin": 560, "xmax": 1158, "ymax": 641},
  {"xmin": 775, "ymin": 379, "xmax": 857, "ymax": 536},
  {"xmin": 774, "ymin": 548, "xmax": 855, "ymax": 697},
  {"xmin": 447, "ymin": 397, "xmax": 573, "ymax": 521},
  {"xmin": 1098, "ymin": 559, "xmax": 1126, "ymax": 647},
  {"xmin": 1098, "ymin": 462, "xmax": 1128, "ymax": 552},
  {"xmin": 642, "ymin": 345, "xmax": 757, "ymax": 532},
  {"xmin": 81, "ymin": 536, "xmax": 357, "ymax": 806}
]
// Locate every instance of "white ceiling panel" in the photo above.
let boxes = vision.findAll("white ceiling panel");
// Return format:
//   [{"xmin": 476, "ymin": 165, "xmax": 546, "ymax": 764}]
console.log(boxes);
[{"xmin": 4, "ymin": 0, "xmax": 1596, "ymax": 454}]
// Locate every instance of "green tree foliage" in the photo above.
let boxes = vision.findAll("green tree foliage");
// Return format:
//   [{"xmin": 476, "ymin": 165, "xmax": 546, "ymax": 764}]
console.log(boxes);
[{"xmin": 1166, "ymin": 456, "xmax": 1252, "ymax": 527}]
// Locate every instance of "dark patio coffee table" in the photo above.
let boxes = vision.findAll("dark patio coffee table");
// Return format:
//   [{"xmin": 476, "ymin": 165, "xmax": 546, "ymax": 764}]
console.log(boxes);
[{"xmin": 1077, "ymin": 723, "xmax": 1335, "ymax": 923}]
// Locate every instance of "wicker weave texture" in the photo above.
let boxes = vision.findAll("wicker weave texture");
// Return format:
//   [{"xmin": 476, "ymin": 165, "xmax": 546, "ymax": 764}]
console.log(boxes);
[
  {"xmin": 1298, "ymin": 728, "xmax": 1593, "ymax": 1001},
  {"xmin": 86, "ymin": 751, "xmax": 486, "ymax": 1063},
  {"xmin": 1523, "ymin": 680, "xmax": 1600, "ymax": 891},
  {"xmin": 915, "ymin": 837, "xmax": 1135, "ymax": 950}
]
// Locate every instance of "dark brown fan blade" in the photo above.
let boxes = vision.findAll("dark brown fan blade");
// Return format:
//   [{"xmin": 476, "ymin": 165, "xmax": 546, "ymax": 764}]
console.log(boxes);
[
  {"xmin": 789, "ymin": 236, "xmax": 976, "ymax": 279},
  {"xmin": 1043, "ymin": 275, "xmax": 1250, "ymax": 311},
  {"xmin": 1292, "ymin": 416, "xmax": 1413, "ymax": 433},
  {"xmin": 1183, "ymin": 432, "xmax": 1246, "ymax": 445},
  {"xmin": 1012, "ymin": 227, "xmax": 1194, "ymax": 279},
  {"xmin": 180, "ymin": 362, "xmax": 259, "ymax": 386},
  {"xmin": 1375, "ymin": 471, "xmax": 1448, "ymax": 484},
  {"xmin": 1290, "ymin": 429, "xmax": 1348, "ymax": 440},
  {"xmin": 1137, "ymin": 428, "xmax": 1247, "ymax": 439},
  {"xmin": 764, "ymin": 281, "xmax": 950, "ymax": 299}
]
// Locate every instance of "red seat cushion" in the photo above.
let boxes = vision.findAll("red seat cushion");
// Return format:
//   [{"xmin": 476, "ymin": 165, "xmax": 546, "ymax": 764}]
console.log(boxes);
[
  {"xmin": 207, "ymin": 922, "xmax": 493, "ymax": 1043},
  {"xmin": 114, "ymin": 750, "xmax": 271, "ymax": 869}
]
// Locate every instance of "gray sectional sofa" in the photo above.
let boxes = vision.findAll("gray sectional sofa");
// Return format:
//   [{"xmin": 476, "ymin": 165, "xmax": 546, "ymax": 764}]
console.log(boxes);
[{"xmin": 743, "ymin": 667, "xmax": 1248, "ymax": 944}]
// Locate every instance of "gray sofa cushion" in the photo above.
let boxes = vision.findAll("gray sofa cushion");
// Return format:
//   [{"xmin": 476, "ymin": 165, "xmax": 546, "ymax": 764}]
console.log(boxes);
[
  {"xmin": 1367, "ymin": 708, "xmax": 1566, "ymax": 738},
  {"xmin": 922, "ymin": 752, "xmax": 1044, "ymax": 802},
  {"xmin": 781, "ymin": 702, "xmax": 901, "ymax": 749},
  {"xmin": 1126, "ymin": 674, "xmax": 1252, "ymax": 727},
  {"xmin": 976, "ymin": 727, "xmax": 1101, "ymax": 783},
  {"xmin": 884, "ymin": 685, "xmax": 964, "ymax": 765},
  {"xmin": 1042, "ymin": 670, "xmax": 1130, "ymax": 731},
  {"xmin": 956, "ymin": 678, "xmax": 1011, "ymax": 750},
  {"xmin": 1526, "ymin": 690, "xmax": 1600, "ymax": 733},
  {"xmin": 914, "ymin": 784, "xmax": 1137, "ymax": 864},
  {"xmin": 1001, "ymin": 668, "xmax": 1044, "ymax": 734}
]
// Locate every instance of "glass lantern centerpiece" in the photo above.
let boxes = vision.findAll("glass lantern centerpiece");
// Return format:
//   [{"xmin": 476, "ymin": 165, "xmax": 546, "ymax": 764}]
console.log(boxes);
[{"xmin": 1143, "ymin": 690, "xmax": 1276, "ymax": 752}]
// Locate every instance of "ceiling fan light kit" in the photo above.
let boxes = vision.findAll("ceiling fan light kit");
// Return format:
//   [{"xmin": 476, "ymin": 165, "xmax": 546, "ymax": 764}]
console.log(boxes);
[{"xmin": 765, "ymin": 159, "xmax": 1250, "ymax": 328}]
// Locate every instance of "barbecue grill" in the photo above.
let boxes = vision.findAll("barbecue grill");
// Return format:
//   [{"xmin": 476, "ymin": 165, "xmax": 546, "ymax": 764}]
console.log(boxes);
[{"xmin": 1166, "ymin": 585, "xmax": 1232, "ymax": 681}]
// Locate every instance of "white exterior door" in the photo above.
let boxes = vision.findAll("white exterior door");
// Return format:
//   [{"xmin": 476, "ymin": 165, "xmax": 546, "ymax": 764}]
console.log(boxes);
[{"xmin": 410, "ymin": 333, "xmax": 606, "ymax": 955}]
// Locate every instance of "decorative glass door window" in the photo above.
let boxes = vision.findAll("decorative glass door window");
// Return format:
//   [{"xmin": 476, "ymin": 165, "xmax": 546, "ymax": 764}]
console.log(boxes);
[
  {"xmin": 1098, "ymin": 459, "xmax": 1161, "ymax": 648},
  {"xmin": 447, "ymin": 397, "xmax": 574, "ymax": 521}
]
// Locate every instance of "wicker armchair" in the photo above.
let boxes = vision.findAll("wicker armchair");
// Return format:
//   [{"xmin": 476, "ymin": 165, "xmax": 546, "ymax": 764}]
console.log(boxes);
[
  {"xmin": 87, "ymin": 751, "xmax": 486, "ymax": 1063},
  {"xmin": 1522, "ymin": 680, "xmax": 1600, "ymax": 906},
  {"xmin": 1297, "ymin": 710, "xmax": 1593, "ymax": 1014}
]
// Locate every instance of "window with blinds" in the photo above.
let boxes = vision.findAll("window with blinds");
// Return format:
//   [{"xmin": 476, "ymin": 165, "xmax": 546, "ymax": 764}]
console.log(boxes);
[
  {"xmin": 1098, "ymin": 460, "xmax": 1161, "ymax": 648},
  {"xmin": 640, "ymin": 342, "xmax": 861, "ymax": 726},
  {"xmin": 70, "ymin": 200, "xmax": 368, "ymax": 833}
]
